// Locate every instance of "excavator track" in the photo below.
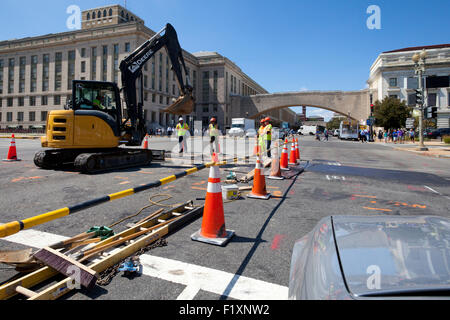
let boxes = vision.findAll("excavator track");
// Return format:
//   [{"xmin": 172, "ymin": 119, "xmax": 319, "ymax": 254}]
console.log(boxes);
[{"xmin": 34, "ymin": 148, "xmax": 156, "ymax": 174}]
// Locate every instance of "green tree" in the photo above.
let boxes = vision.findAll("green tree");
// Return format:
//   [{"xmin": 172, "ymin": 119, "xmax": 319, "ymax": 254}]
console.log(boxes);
[
  {"xmin": 326, "ymin": 117, "xmax": 342, "ymax": 130},
  {"xmin": 373, "ymin": 97, "xmax": 411, "ymax": 130}
]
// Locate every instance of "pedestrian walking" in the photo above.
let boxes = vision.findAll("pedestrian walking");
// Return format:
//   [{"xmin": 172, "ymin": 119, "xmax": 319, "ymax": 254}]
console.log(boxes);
[
  {"xmin": 209, "ymin": 117, "xmax": 219, "ymax": 155},
  {"xmin": 324, "ymin": 129, "xmax": 329, "ymax": 141},
  {"xmin": 409, "ymin": 129, "xmax": 415, "ymax": 142},
  {"xmin": 384, "ymin": 130, "xmax": 388, "ymax": 143},
  {"xmin": 378, "ymin": 130, "xmax": 383, "ymax": 142}
]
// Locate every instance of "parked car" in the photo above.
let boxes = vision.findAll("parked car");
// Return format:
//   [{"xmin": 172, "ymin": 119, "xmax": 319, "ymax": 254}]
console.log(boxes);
[
  {"xmin": 289, "ymin": 215, "xmax": 450, "ymax": 300},
  {"xmin": 426, "ymin": 128, "xmax": 450, "ymax": 139},
  {"xmin": 245, "ymin": 128, "xmax": 257, "ymax": 138},
  {"xmin": 333, "ymin": 129, "xmax": 340, "ymax": 137}
]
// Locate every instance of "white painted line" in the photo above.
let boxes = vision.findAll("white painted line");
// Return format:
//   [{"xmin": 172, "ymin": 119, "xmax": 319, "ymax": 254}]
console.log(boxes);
[
  {"xmin": 1, "ymin": 228, "xmax": 288, "ymax": 300},
  {"xmin": 176, "ymin": 285, "xmax": 201, "ymax": 300},
  {"xmin": 326, "ymin": 175, "xmax": 331, "ymax": 180},
  {"xmin": 424, "ymin": 185, "xmax": 440, "ymax": 194}
]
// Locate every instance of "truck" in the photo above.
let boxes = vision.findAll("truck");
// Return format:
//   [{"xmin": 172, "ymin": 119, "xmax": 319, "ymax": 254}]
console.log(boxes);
[
  {"xmin": 298, "ymin": 125, "xmax": 324, "ymax": 136},
  {"xmin": 339, "ymin": 121, "xmax": 359, "ymax": 141},
  {"xmin": 228, "ymin": 118, "xmax": 255, "ymax": 137}
]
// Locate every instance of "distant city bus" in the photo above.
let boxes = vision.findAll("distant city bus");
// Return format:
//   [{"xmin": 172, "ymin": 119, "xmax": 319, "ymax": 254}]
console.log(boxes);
[{"xmin": 339, "ymin": 121, "xmax": 359, "ymax": 141}]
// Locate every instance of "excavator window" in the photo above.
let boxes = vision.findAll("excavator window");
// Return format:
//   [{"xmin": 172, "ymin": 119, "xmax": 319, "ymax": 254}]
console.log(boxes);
[{"xmin": 74, "ymin": 82, "xmax": 118, "ymax": 120}]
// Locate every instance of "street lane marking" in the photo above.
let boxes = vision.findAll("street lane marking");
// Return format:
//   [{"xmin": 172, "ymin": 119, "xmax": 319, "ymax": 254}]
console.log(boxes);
[
  {"xmin": 326, "ymin": 175, "xmax": 346, "ymax": 181},
  {"xmin": 352, "ymin": 194, "xmax": 377, "ymax": 199},
  {"xmin": 270, "ymin": 235, "xmax": 285, "ymax": 250},
  {"xmin": 363, "ymin": 207, "xmax": 392, "ymax": 212},
  {"xmin": 1, "ymin": 228, "xmax": 288, "ymax": 300},
  {"xmin": 424, "ymin": 185, "xmax": 450, "ymax": 200},
  {"xmin": 424, "ymin": 186, "xmax": 440, "ymax": 194}
]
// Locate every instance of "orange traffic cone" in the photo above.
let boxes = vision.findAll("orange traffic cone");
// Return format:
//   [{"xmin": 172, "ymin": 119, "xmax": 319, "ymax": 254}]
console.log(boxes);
[
  {"xmin": 142, "ymin": 134, "xmax": 149, "ymax": 149},
  {"xmin": 247, "ymin": 154, "xmax": 271, "ymax": 200},
  {"xmin": 280, "ymin": 139, "xmax": 290, "ymax": 171},
  {"xmin": 267, "ymin": 140, "xmax": 284, "ymax": 180},
  {"xmin": 3, "ymin": 134, "xmax": 21, "ymax": 162},
  {"xmin": 288, "ymin": 141, "xmax": 297, "ymax": 165},
  {"xmin": 294, "ymin": 138, "xmax": 300, "ymax": 163},
  {"xmin": 191, "ymin": 163, "xmax": 235, "ymax": 246}
]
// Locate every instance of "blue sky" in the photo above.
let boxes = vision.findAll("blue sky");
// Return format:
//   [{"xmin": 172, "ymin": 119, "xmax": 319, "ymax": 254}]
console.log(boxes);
[{"xmin": 1, "ymin": 0, "xmax": 449, "ymax": 120}]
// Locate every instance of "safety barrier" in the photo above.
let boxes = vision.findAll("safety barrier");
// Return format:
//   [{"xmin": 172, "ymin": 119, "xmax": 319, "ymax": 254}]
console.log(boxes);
[{"xmin": 0, "ymin": 138, "xmax": 297, "ymax": 238}]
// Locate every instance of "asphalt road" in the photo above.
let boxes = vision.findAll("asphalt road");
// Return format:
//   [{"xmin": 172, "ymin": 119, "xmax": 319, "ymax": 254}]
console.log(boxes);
[{"xmin": 0, "ymin": 135, "xmax": 449, "ymax": 300}]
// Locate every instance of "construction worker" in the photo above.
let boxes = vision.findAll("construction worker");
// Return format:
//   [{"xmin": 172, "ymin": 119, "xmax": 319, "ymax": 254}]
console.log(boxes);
[
  {"xmin": 176, "ymin": 117, "xmax": 189, "ymax": 154},
  {"xmin": 209, "ymin": 117, "xmax": 219, "ymax": 154},
  {"xmin": 263, "ymin": 117, "xmax": 273, "ymax": 158},
  {"xmin": 257, "ymin": 118, "xmax": 266, "ymax": 156},
  {"xmin": 93, "ymin": 95, "xmax": 106, "ymax": 110}
]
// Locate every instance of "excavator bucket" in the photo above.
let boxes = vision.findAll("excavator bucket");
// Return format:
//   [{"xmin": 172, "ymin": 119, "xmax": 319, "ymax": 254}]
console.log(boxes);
[{"xmin": 162, "ymin": 94, "xmax": 195, "ymax": 115}]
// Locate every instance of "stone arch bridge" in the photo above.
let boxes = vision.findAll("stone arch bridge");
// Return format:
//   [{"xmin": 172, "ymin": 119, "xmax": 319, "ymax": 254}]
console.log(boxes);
[{"xmin": 229, "ymin": 90, "xmax": 370, "ymax": 123}]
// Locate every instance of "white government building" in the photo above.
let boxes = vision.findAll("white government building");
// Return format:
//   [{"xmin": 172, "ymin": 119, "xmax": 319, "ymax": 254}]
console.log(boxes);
[{"xmin": 368, "ymin": 44, "xmax": 450, "ymax": 129}]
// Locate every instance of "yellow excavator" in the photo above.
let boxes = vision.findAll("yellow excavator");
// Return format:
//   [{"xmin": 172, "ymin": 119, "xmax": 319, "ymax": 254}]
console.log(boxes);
[{"xmin": 34, "ymin": 24, "xmax": 194, "ymax": 173}]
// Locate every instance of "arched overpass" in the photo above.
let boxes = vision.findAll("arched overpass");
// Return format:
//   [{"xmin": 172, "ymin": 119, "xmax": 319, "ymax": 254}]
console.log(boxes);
[{"xmin": 229, "ymin": 90, "xmax": 370, "ymax": 123}]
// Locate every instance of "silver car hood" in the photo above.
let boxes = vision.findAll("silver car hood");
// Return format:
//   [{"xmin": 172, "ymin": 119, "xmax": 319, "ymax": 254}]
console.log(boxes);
[{"xmin": 333, "ymin": 215, "xmax": 450, "ymax": 297}]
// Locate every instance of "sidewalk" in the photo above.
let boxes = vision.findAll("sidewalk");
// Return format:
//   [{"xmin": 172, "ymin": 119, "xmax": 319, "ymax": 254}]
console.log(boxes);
[{"xmin": 372, "ymin": 139, "xmax": 450, "ymax": 159}]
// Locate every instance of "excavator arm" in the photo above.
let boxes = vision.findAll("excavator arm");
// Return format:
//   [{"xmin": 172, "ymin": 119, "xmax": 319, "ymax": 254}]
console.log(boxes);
[{"xmin": 119, "ymin": 23, "xmax": 194, "ymax": 145}]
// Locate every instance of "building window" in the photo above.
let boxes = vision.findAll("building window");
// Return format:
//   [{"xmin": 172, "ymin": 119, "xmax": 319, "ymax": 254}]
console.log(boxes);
[
  {"xmin": 125, "ymin": 42, "xmax": 131, "ymax": 53},
  {"xmin": 54, "ymin": 95, "xmax": 61, "ymax": 105},
  {"xmin": 17, "ymin": 112, "xmax": 24, "ymax": 122},
  {"xmin": 213, "ymin": 104, "xmax": 218, "ymax": 112},
  {"xmin": 55, "ymin": 52, "xmax": 62, "ymax": 91},
  {"xmin": 81, "ymin": 48, "xmax": 86, "ymax": 58},
  {"xmin": 152, "ymin": 93, "xmax": 156, "ymax": 103},
  {"xmin": 202, "ymin": 104, "xmax": 209, "ymax": 113},
  {"xmin": 29, "ymin": 111, "xmax": 35, "ymax": 122},
  {"xmin": 102, "ymin": 45, "xmax": 108, "ymax": 81},
  {"xmin": 8, "ymin": 58, "xmax": 14, "ymax": 94},
  {"xmin": 7, "ymin": 112, "xmax": 12, "ymax": 122},
  {"xmin": 7, "ymin": 97, "xmax": 13, "ymax": 107},
  {"xmin": 19, "ymin": 57, "xmax": 26, "ymax": 93},
  {"xmin": 103, "ymin": 10, "xmax": 107, "ymax": 18},
  {"xmin": 159, "ymin": 95, "xmax": 163, "ymax": 104},
  {"xmin": 18, "ymin": 97, "xmax": 24, "ymax": 107},
  {"xmin": 159, "ymin": 53, "xmax": 163, "ymax": 91},
  {"xmin": 213, "ymin": 71, "xmax": 218, "ymax": 101},
  {"xmin": 41, "ymin": 96, "xmax": 48, "ymax": 106},
  {"xmin": 41, "ymin": 111, "xmax": 47, "ymax": 121},
  {"xmin": 427, "ymin": 93, "xmax": 437, "ymax": 107},
  {"xmin": 87, "ymin": 13, "xmax": 90, "ymax": 20},
  {"xmin": 0, "ymin": 59, "xmax": 3, "ymax": 94},
  {"xmin": 30, "ymin": 55, "xmax": 37, "ymax": 93},
  {"xmin": 92, "ymin": 12, "xmax": 96, "ymax": 19},
  {"xmin": 114, "ymin": 44, "xmax": 119, "ymax": 83},
  {"xmin": 109, "ymin": 9, "xmax": 113, "ymax": 16},
  {"xmin": 91, "ymin": 47, "xmax": 97, "ymax": 80},
  {"xmin": 389, "ymin": 94, "xmax": 398, "ymax": 99},
  {"xmin": 389, "ymin": 77, "xmax": 397, "ymax": 87},
  {"xmin": 151, "ymin": 56, "xmax": 155, "ymax": 89},
  {"xmin": 29, "ymin": 96, "xmax": 36, "ymax": 106},
  {"xmin": 202, "ymin": 71, "xmax": 210, "ymax": 102},
  {"xmin": 68, "ymin": 50, "xmax": 75, "ymax": 90},
  {"xmin": 81, "ymin": 61, "xmax": 86, "ymax": 73},
  {"xmin": 42, "ymin": 54, "xmax": 49, "ymax": 91}
]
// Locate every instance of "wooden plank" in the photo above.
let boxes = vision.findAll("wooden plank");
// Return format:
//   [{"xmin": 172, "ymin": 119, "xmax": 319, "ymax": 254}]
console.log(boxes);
[
  {"xmin": 30, "ymin": 206, "xmax": 203, "ymax": 300},
  {"xmin": 15, "ymin": 286, "xmax": 37, "ymax": 298},
  {"xmin": 0, "ymin": 202, "xmax": 192, "ymax": 300}
]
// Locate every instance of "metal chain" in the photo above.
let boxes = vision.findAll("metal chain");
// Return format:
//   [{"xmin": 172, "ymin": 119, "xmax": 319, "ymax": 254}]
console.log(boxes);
[{"xmin": 96, "ymin": 238, "xmax": 168, "ymax": 286}]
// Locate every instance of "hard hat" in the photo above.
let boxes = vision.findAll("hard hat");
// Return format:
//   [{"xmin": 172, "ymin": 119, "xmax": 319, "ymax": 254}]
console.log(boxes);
[
  {"xmin": 210, "ymin": 117, "xmax": 216, "ymax": 123},
  {"xmin": 260, "ymin": 119, "xmax": 265, "ymax": 124},
  {"xmin": 264, "ymin": 117, "xmax": 271, "ymax": 122},
  {"xmin": 179, "ymin": 117, "xmax": 184, "ymax": 121}
]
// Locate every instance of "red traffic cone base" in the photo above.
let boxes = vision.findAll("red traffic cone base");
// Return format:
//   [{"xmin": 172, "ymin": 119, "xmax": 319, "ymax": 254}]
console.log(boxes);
[
  {"xmin": 191, "ymin": 165, "xmax": 235, "ymax": 246},
  {"xmin": 280, "ymin": 139, "xmax": 290, "ymax": 171}
]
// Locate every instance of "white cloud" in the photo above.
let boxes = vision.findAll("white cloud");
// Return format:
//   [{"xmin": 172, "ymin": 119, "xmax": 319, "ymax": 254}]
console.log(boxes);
[{"xmin": 306, "ymin": 107, "xmax": 334, "ymax": 121}]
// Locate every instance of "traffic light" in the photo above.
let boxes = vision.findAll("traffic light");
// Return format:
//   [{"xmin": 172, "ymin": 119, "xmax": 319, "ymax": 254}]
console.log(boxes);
[
  {"xmin": 425, "ymin": 107, "xmax": 438, "ymax": 119},
  {"xmin": 370, "ymin": 104, "xmax": 374, "ymax": 114},
  {"xmin": 431, "ymin": 107, "xmax": 437, "ymax": 118},
  {"xmin": 415, "ymin": 89, "xmax": 423, "ymax": 105}
]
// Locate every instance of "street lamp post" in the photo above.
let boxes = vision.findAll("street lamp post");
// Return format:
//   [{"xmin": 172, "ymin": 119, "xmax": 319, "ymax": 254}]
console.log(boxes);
[{"xmin": 412, "ymin": 49, "xmax": 428, "ymax": 151}]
